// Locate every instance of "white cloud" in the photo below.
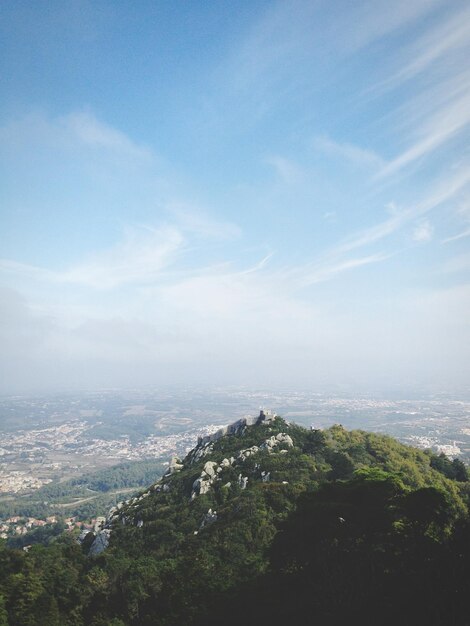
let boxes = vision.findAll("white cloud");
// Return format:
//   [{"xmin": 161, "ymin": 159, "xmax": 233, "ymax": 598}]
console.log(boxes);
[
  {"xmin": 294, "ymin": 253, "xmax": 390, "ymax": 288},
  {"xmin": 338, "ymin": 164, "xmax": 470, "ymax": 254},
  {"xmin": 443, "ymin": 228, "xmax": 470, "ymax": 244},
  {"xmin": 266, "ymin": 155, "xmax": 305, "ymax": 184},
  {"xmin": 376, "ymin": 91, "xmax": 470, "ymax": 179},
  {"xmin": 314, "ymin": 136, "xmax": 384, "ymax": 170},
  {"xmin": 340, "ymin": 0, "xmax": 444, "ymax": 53},
  {"xmin": 412, "ymin": 220, "xmax": 434, "ymax": 242},
  {"xmin": 0, "ymin": 110, "xmax": 155, "ymax": 165},
  {"xmin": 374, "ymin": 5, "xmax": 470, "ymax": 91},
  {"xmin": 0, "ymin": 226, "xmax": 185, "ymax": 290},
  {"xmin": 62, "ymin": 111, "xmax": 153, "ymax": 160},
  {"xmin": 167, "ymin": 203, "xmax": 242, "ymax": 240},
  {"xmin": 61, "ymin": 226, "xmax": 184, "ymax": 289}
]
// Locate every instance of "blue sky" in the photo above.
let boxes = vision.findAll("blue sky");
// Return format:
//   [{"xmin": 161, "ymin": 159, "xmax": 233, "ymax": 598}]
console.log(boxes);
[{"xmin": 1, "ymin": 0, "xmax": 469, "ymax": 393}]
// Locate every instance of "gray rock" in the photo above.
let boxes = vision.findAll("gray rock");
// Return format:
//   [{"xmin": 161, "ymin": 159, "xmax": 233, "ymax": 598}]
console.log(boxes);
[
  {"xmin": 238, "ymin": 474, "xmax": 248, "ymax": 490},
  {"xmin": 261, "ymin": 471, "xmax": 271, "ymax": 482},
  {"xmin": 165, "ymin": 457, "xmax": 184, "ymax": 475},
  {"xmin": 260, "ymin": 433, "xmax": 293, "ymax": 452},
  {"xmin": 89, "ymin": 529, "xmax": 111, "ymax": 556},
  {"xmin": 77, "ymin": 529, "xmax": 93, "ymax": 545},
  {"xmin": 195, "ymin": 410, "xmax": 278, "ymax": 449},
  {"xmin": 191, "ymin": 476, "xmax": 212, "ymax": 498},
  {"xmin": 189, "ymin": 442, "xmax": 214, "ymax": 465},
  {"xmin": 199, "ymin": 508, "xmax": 218, "ymax": 529},
  {"xmin": 202, "ymin": 461, "xmax": 218, "ymax": 478},
  {"xmin": 191, "ymin": 461, "xmax": 220, "ymax": 498},
  {"xmin": 237, "ymin": 445, "xmax": 259, "ymax": 462}
]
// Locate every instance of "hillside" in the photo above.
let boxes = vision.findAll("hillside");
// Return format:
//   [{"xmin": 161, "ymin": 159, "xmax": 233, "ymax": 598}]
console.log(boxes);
[
  {"xmin": 0, "ymin": 458, "xmax": 166, "ymax": 524},
  {"xmin": 0, "ymin": 412, "xmax": 468, "ymax": 626}
]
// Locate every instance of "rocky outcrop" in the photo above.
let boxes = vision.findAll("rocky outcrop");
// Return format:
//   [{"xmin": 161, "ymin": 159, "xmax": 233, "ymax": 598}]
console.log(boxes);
[
  {"xmin": 238, "ymin": 474, "xmax": 249, "ymax": 490},
  {"xmin": 77, "ymin": 529, "xmax": 93, "ymax": 544},
  {"xmin": 191, "ymin": 461, "xmax": 219, "ymax": 499},
  {"xmin": 195, "ymin": 410, "xmax": 278, "ymax": 448},
  {"xmin": 234, "ymin": 433, "xmax": 293, "ymax": 465},
  {"xmin": 164, "ymin": 457, "xmax": 184, "ymax": 475},
  {"xmin": 199, "ymin": 508, "xmax": 218, "ymax": 530},
  {"xmin": 260, "ymin": 433, "xmax": 294, "ymax": 451},
  {"xmin": 237, "ymin": 445, "xmax": 260, "ymax": 462},
  {"xmin": 220, "ymin": 457, "xmax": 235, "ymax": 468},
  {"xmin": 89, "ymin": 529, "xmax": 111, "ymax": 556},
  {"xmin": 189, "ymin": 430, "xmax": 293, "ymax": 499},
  {"xmin": 187, "ymin": 442, "xmax": 214, "ymax": 465}
]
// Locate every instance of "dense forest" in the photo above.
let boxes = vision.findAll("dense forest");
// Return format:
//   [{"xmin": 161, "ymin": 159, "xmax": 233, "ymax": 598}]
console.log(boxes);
[{"xmin": 0, "ymin": 416, "xmax": 468, "ymax": 625}]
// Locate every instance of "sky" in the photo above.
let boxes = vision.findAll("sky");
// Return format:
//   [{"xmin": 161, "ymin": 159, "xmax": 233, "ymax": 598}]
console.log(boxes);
[{"xmin": 0, "ymin": 0, "xmax": 469, "ymax": 394}]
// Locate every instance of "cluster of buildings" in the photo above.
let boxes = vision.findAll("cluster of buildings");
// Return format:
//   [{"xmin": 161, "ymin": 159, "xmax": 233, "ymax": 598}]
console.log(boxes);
[
  {"xmin": 0, "ymin": 420, "xmax": 222, "ymax": 495},
  {"xmin": 0, "ymin": 515, "xmax": 57, "ymax": 539},
  {"xmin": 0, "ymin": 470, "xmax": 52, "ymax": 494},
  {"xmin": 405, "ymin": 435, "xmax": 462, "ymax": 457}
]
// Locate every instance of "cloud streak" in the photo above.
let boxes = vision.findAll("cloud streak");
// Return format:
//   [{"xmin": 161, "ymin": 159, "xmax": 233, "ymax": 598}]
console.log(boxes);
[
  {"xmin": 0, "ymin": 226, "xmax": 185, "ymax": 289},
  {"xmin": 376, "ymin": 91, "xmax": 470, "ymax": 179},
  {"xmin": 443, "ymin": 228, "xmax": 470, "ymax": 244}
]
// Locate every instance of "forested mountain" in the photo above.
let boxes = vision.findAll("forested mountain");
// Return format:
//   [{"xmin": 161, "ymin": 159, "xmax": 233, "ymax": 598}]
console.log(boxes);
[{"xmin": 0, "ymin": 413, "xmax": 468, "ymax": 625}]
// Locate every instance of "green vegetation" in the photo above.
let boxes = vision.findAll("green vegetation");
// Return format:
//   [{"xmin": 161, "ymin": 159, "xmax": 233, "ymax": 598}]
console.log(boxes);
[
  {"xmin": 0, "ymin": 417, "xmax": 468, "ymax": 625},
  {"xmin": 6, "ymin": 521, "xmax": 67, "ymax": 550},
  {"xmin": 430, "ymin": 452, "xmax": 469, "ymax": 482},
  {"xmin": 0, "ymin": 459, "xmax": 165, "ymax": 520}
]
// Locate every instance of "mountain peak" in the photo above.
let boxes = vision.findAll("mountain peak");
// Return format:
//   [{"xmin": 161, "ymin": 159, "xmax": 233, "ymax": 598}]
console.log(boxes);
[{"xmin": 25, "ymin": 415, "xmax": 467, "ymax": 626}]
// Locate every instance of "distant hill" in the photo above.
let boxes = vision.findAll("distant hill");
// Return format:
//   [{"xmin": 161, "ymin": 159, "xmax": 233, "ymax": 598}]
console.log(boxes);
[{"xmin": 0, "ymin": 412, "xmax": 468, "ymax": 625}]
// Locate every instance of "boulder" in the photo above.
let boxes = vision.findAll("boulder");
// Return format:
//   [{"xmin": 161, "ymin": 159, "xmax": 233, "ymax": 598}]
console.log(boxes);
[
  {"xmin": 89, "ymin": 529, "xmax": 111, "ymax": 556},
  {"xmin": 238, "ymin": 474, "xmax": 248, "ymax": 490},
  {"xmin": 261, "ymin": 471, "xmax": 271, "ymax": 482},
  {"xmin": 199, "ymin": 508, "xmax": 218, "ymax": 530},
  {"xmin": 165, "ymin": 457, "xmax": 184, "ymax": 475},
  {"xmin": 202, "ymin": 461, "xmax": 218, "ymax": 478},
  {"xmin": 237, "ymin": 446, "xmax": 259, "ymax": 462},
  {"xmin": 260, "ymin": 433, "xmax": 294, "ymax": 452}
]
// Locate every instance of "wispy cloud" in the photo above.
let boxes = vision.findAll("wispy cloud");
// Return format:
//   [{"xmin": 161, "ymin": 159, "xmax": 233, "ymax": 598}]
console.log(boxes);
[
  {"xmin": 376, "ymin": 91, "xmax": 470, "ymax": 179},
  {"xmin": 0, "ymin": 110, "xmax": 155, "ymax": 164},
  {"xmin": 443, "ymin": 228, "xmax": 470, "ymax": 244},
  {"xmin": 167, "ymin": 203, "xmax": 242, "ymax": 240},
  {"xmin": 314, "ymin": 135, "xmax": 384, "ymax": 170},
  {"xmin": 374, "ymin": 5, "xmax": 470, "ymax": 91},
  {"xmin": 266, "ymin": 155, "xmax": 305, "ymax": 184},
  {"xmin": 0, "ymin": 226, "xmax": 185, "ymax": 290},
  {"xmin": 294, "ymin": 253, "xmax": 390, "ymax": 288},
  {"xmin": 412, "ymin": 220, "xmax": 433, "ymax": 242},
  {"xmin": 62, "ymin": 227, "xmax": 184, "ymax": 289},
  {"xmin": 339, "ymin": 0, "xmax": 444, "ymax": 54},
  {"xmin": 365, "ymin": 3, "xmax": 470, "ymax": 182},
  {"xmin": 62, "ymin": 111, "xmax": 153, "ymax": 160},
  {"xmin": 342, "ymin": 164, "xmax": 470, "ymax": 253}
]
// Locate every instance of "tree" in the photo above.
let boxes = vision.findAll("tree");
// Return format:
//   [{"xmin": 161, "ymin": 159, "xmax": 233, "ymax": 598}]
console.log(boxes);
[{"xmin": 0, "ymin": 595, "xmax": 8, "ymax": 626}]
